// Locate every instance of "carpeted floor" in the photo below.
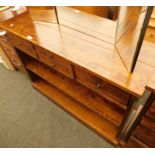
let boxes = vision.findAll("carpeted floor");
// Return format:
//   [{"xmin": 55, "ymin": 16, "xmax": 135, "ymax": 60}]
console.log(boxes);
[{"xmin": 0, "ymin": 64, "xmax": 112, "ymax": 148}]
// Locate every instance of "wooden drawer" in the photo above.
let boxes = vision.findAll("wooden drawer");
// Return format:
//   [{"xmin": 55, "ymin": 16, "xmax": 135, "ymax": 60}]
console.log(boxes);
[
  {"xmin": 145, "ymin": 27, "xmax": 155, "ymax": 43},
  {"xmin": 35, "ymin": 46, "xmax": 74, "ymax": 79},
  {"xmin": 75, "ymin": 66, "xmax": 130, "ymax": 108},
  {"xmin": 6, "ymin": 32, "xmax": 38, "ymax": 59}
]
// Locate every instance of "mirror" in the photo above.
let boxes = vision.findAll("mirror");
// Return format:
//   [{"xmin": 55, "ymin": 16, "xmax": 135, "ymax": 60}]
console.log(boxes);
[{"xmin": 26, "ymin": 6, "xmax": 153, "ymax": 73}]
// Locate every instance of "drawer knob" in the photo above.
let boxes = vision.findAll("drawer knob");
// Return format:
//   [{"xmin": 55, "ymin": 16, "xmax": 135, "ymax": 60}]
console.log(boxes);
[
  {"xmin": 51, "ymin": 64, "xmax": 56, "ymax": 68},
  {"xmin": 49, "ymin": 55, "xmax": 54, "ymax": 59},
  {"xmin": 96, "ymin": 83, "xmax": 102, "ymax": 89}
]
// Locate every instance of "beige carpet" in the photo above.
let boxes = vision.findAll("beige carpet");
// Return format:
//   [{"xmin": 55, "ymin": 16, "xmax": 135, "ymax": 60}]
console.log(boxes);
[{"xmin": 0, "ymin": 64, "xmax": 112, "ymax": 148}]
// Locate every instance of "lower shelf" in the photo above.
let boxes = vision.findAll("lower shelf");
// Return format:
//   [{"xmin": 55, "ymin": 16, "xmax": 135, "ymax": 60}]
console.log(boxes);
[{"xmin": 32, "ymin": 78, "xmax": 118, "ymax": 145}]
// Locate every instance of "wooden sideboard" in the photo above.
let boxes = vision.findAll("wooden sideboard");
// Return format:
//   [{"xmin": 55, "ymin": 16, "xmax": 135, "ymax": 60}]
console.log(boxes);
[{"xmin": 0, "ymin": 11, "xmax": 155, "ymax": 146}]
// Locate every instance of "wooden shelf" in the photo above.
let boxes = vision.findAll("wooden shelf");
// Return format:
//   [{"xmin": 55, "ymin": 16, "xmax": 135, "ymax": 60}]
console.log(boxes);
[
  {"xmin": 25, "ymin": 59, "xmax": 125, "ymax": 127},
  {"xmin": 32, "ymin": 78, "xmax": 118, "ymax": 145}
]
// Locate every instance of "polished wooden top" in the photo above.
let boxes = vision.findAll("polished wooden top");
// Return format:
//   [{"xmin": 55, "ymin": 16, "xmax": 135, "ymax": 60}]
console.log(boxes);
[{"xmin": 0, "ymin": 12, "xmax": 155, "ymax": 97}]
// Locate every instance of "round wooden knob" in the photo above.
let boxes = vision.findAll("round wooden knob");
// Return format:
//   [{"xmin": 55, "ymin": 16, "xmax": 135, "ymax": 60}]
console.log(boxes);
[
  {"xmin": 49, "ymin": 55, "xmax": 54, "ymax": 60},
  {"xmin": 51, "ymin": 64, "xmax": 56, "ymax": 68},
  {"xmin": 96, "ymin": 83, "xmax": 102, "ymax": 89}
]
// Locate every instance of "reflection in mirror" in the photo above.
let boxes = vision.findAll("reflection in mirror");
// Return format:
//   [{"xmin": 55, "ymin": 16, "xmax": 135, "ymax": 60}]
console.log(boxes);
[
  {"xmin": 27, "ymin": 6, "xmax": 58, "ymax": 24},
  {"xmin": 56, "ymin": 6, "xmax": 118, "ymax": 44}
]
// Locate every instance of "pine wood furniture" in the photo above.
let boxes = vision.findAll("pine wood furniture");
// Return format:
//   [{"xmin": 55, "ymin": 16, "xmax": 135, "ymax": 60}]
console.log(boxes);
[{"xmin": 0, "ymin": 11, "xmax": 155, "ymax": 146}]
